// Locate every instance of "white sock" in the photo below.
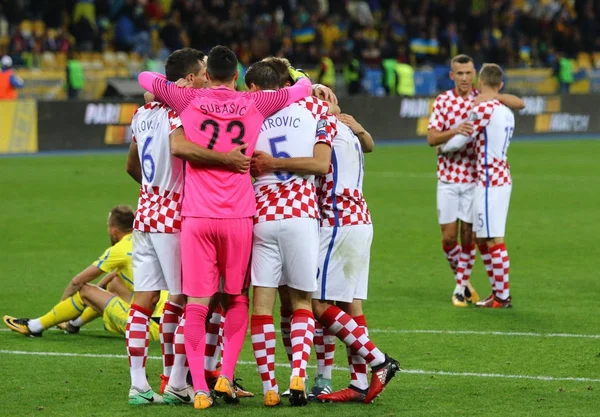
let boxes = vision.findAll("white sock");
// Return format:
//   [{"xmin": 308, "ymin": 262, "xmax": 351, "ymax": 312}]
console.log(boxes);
[
  {"xmin": 69, "ymin": 317, "xmax": 84, "ymax": 327},
  {"xmin": 453, "ymin": 284, "xmax": 465, "ymax": 296},
  {"xmin": 28, "ymin": 318, "xmax": 43, "ymax": 333}
]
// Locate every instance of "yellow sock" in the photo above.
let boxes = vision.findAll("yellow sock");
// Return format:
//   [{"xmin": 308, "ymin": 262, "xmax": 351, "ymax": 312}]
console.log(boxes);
[
  {"xmin": 74, "ymin": 307, "xmax": 101, "ymax": 327},
  {"xmin": 39, "ymin": 292, "xmax": 86, "ymax": 330}
]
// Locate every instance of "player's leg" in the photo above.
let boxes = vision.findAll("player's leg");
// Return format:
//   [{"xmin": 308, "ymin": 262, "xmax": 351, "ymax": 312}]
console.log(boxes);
[
  {"xmin": 250, "ymin": 220, "xmax": 282, "ymax": 406},
  {"xmin": 127, "ymin": 231, "xmax": 164, "ymax": 404},
  {"xmin": 311, "ymin": 321, "xmax": 336, "ymax": 400},
  {"xmin": 455, "ymin": 183, "xmax": 479, "ymax": 304},
  {"xmin": 475, "ymin": 185, "xmax": 512, "ymax": 308},
  {"xmin": 214, "ymin": 217, "xmax": 253, "ymax": 404},
  {"xmin": 281, "ymin": 218, "xmax": 320, "ymax": 407},
  {"xmin": 314, "ymin": 225, "xmax": 399, "ymax": 404},
  {"xmin": 278, "ymin": 286, "xmax": 293, "ymax": 366},
  {"xmin": 181, "ymin": 217, "xmax": 220, "ymax": 409},
  {"xmin": 438, "ymin": 181, "xmax": 461, "ymax": 275},
  {"xmin": 3, "ymin": 288, "xmax": 88, "ymax": 337},
  {"xmin": 150, "ymin": 232, "xmax": 188, "ymax": 400},
  {"xmin": 204, "ymin": 297, "xmax": 225, "ymax": 388}
]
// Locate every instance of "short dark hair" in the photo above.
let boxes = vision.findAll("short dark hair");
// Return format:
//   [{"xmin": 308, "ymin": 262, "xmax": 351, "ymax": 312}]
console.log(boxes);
[
  {"xmin": 261, "ymin": 57, "xmax": 293, "ymax": 87},
  {"xmin": 479, "ymin": 63, "xmax": 504, "ymax": 88},
  {"xmin": 108, "ymin": 205, "xmax": 134, "ymax": 231},
  {"xmin": 165, "ymin": 48, "xmax": 205, "ymax": 82},
  {"xmin": 207, "ymin": 45, "xmax": 239, "ymax": 82},
  {"xmin": 244, "ymin": 62, "xmax": 281, "ymax": 90},
  {"xmin": 451, "ymin": 54, "xmax": 474, "ymax": 66}
]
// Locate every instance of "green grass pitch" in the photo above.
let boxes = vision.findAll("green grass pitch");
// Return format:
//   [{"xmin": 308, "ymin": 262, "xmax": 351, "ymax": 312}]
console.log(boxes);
[{"xmin": 0, "ymin": 140, "xmax": 599, "ymax": 416}]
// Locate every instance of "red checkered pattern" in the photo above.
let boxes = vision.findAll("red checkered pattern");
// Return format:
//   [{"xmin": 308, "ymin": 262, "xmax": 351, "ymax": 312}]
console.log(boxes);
[
  {"xmin": 132, "ymin": 102, "xmax": 182, "ymax": 143},
  {"xmin": 134, "ymin": 185, "xmax": 182, "ymax": 232},
  {"xmin": 159, "ymin": 301, "xmax": 183, "ymax": 377},
  {"xmin": 491, "ymin": 243, "xmax": 510, "ymax": 300},
  {"xmin": 254, "ymin": 178, "xmax": 320, "ymax": 224},
  {"xmin": 297, "ymin": 96, "xmax": 330, "ymax": 119},
  {"xmin": 319, "ymin": 305, "xmax": 385, "ymax": 366},
  {"xmin": 280, "ymin": 308, "xmax": 293, "ymax": 364},
  {"xmin": 290, "ymin": 309, "xmax": 315, "ymax": 378},
  {"xmin": 251, "ymin": 315, "xmax": 278, "ymax": 394},
  {"xmin": 471, "ymin": 100, "xmax": 512, "ymax": 187},
  {"xmin": 478, "ymin": 244, "xmax": 495, "ymax": 288},
  {"xmin": 455, "ymin": 243, "xmax": 476, "ymax": 288},
  {"xmin": 318, "ymin": 186, "xmax": 371, "ymax": 227},
  {"xmin": 126, "ymin": 304, "xmax": 151, "ymax": 388},
  {"xmin": 443, "ymin": 243, "xmax": 461, "ymax": 274},
  {"xmin": 205, "ymin": 305, "xmax": 224, "ymax": 372},
  {"xmin": 167, "ymin": 312, "xmax": 189, "ymax": 390},
  {"xmin": 428, "ymin": 89, "xmax": 478, "ymax": 184},
  {"xmin": 348, "ymin": 315, "xmax": 369, "ymax": 390},
  {"xmin": 314, "ymin": 322, "xmax": 336, "ymax": 379}
]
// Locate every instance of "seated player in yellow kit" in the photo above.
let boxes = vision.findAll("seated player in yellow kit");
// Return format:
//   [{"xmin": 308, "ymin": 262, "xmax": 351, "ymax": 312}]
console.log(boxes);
[{"xmin": 3, "ymin": 205, "xmax": 165, "ymax": 340}]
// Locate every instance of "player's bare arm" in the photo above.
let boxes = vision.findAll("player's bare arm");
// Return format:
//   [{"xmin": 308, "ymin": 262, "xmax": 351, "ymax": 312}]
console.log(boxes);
[
  {"xmin": 96, "ymin": 271, "xmax": 118, "ymax": 289},
  {"xmin": 126, "ymin": 141, "xmax": 142, "ymax": 184},
  {"xmin": 427, "ymin": 121, "xmax": 473, "ymax": 146},
  {"xmin": 474, "ymin": 93, "xmax": 526, "ymax": 110},
  {"xmin": 338, "ymin": 113, "xmax": 374, "ymax": 153},
  {"xmin": 252, "ymin": 143, "xmax": 332, "ymax": 176},
  {"xmin": 169, "ymin": 127, "xmax": 251, "ymax": 173},
  {"xmin": 60, "ymin": 265, "xmax": 104, "ymax": 301}
]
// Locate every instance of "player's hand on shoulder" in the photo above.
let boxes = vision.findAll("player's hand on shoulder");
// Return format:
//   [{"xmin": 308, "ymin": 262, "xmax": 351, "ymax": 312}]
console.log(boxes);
[
  {"xmin": 453, "ymin": 120, "xmax": 473, "ymax": 136},
  {"xmin": 251, "ymin": 151, "xmax": 276, "ymax": 177},
  {"xmin": 313, "ymin": 84, "xmax": 338, "ymax": 105},
  {"xmin": 288, "ymin": 66, "xmax": 310, "ymax": 83},
  {"xmin": 175, "ymin": 78, "xmax": 193, "ymax": 88},
  {"xmin": 474, "ymin": 93, "xmax": 497, "ymax": 106},
  {"xmin": 226, "ymin": 144, "xmax": 251, "ymax": 174},
  {"xmin": 338, "ymin": 113, "xmax": 364, "ymax": 135}
]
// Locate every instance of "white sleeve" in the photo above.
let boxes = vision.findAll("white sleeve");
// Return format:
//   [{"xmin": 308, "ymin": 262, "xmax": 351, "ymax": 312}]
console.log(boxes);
[{"xmin": 440, "ymin": 133, "xmax": 470, "ymax": 153}]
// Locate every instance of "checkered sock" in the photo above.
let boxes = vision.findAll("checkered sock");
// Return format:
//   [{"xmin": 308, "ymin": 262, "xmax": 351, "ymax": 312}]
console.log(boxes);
[
  {"xmin": 443, "ymin": 242, "xmax": 461, "ymax": 274},
  {"xmin": 220, "ymin": 295, "xmax": 249, "ymax": 380},
  {"xmin": 280, "ymin": 308, "xmax": 293, "ymax": 364},
  {"xmin": 184, "ymin": 303, "xmax": 209, "ymax": 393},
  {"xmin": 455, "ymin": 243, "xmax": 476, "ymax": 294},
  {"xmin": 290, "ymin": 309, "xmax": 315, "ymax": 378},
  {"xmin": 479, "ymin": 244, "xmax": 495, "ymax": 289},
  {"xmin": 205, "ymin": 305, "xmax": 224, "ymax": 372},
  {"xmin": 490, "ymin": 243, "xmax": 510, "ymax": 300},
  {"xmin": 251, "ymin": 315, "xmax": 278, "ymax": 394},
  {"xmin": 319, "ymin": 305, "xmax": 385, "ymax": 367},
  {"xmin": 218, "ymin": 311, "xmax": 226, "ymax": 355},
  {"xmin": 126, "ymin": 304, "xmax": 152, "ymax": 391},
  {"xmin": 348, "ymin": 315, "xmax": 369, "ymax": 390},
  {"xmin": 167, "ymin": 312, "xmax": 188, "ymax": 390},
  {"xmin": 160, "ymin": 301, "xmax": 183, "ymax": 378},
  {"xmin": 314, "ymin": 322, "xmax": 335, "ymax": 380}
]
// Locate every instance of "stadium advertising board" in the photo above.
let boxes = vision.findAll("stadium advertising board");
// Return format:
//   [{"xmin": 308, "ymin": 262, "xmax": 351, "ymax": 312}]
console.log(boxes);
[
  {"xmin": 38, "ymin": 101, "xmax": 141, "ymax": 151},
  {"xmin": 0, "ymin": 100, "xmax": 38, "ymax": 154}
]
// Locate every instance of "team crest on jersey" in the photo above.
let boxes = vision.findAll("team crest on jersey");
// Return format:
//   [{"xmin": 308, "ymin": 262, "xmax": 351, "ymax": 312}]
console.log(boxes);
[{"xmin": 316, "ymin": 118, "xmax": 327, "ymax": 137}]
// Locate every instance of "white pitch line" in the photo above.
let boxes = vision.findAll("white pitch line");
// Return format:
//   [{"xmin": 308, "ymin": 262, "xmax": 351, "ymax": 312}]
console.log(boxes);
[
  {"xmin": 1, "ymin": 349, "xmax": 599, "ymax": 384},
  {"xmin": 1, "ymin": 328, "xmax": 599, "ymax": 339}
]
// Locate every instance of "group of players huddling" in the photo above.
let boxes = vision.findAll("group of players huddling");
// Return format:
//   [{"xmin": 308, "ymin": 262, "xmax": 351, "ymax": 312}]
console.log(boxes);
[{"xmin": 3, "ymin": 48, "xmax": 520, "ymax": 410}]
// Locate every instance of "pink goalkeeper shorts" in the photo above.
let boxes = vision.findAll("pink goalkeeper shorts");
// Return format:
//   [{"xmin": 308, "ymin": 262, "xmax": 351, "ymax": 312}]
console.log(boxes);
[{"xmin": 181, "ymin": 217, "xmax": 253, "ymax": 298}]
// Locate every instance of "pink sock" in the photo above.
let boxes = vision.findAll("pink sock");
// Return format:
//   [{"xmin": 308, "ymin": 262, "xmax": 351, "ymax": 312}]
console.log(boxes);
[
  {"xmin": 220, "ymin": 295, "xmax": 249, "ymax": 380},
  {"xmin": 184, "ymin": 303, "xmax": 209, "ymax": 392}
]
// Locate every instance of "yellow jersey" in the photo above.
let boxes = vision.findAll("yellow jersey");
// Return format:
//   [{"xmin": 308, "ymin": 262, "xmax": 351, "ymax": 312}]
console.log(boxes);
[{"xmin": 93, "ymin": 233, "xmax": 134, "ymax": 291}]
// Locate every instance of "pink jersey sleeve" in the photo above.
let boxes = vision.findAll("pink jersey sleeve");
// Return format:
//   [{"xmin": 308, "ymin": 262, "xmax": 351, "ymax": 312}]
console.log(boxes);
[
  {"xmin": 316, "ymin": 114, "xmax": 337, "ymax": 146},
  {"xmin": 138, "ymin": 71, "xmax": 195, "ymax": 115},
  {"xmin": 251, "ymin": 77, "xmax": 312, "ymax": 117}
]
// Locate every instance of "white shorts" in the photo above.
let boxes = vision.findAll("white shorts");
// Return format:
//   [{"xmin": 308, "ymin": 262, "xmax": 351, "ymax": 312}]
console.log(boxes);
[
  {"xmin": 437, "ymin": 181, "xmax": 475, "ymax": 224},
  {"xmin": 314, "ymin": 224, "xmax": 373, "ymax": 303},
  {"xmin": 251, "ymin": 218, "xmax": 319, "ymax": 293},
  {"xmin": 473, "ymin": 185, "xmax": 512, "ymax": 239},
  {"xmin": 132, "ymin": 230, "xmax": 182, "ymax": 294}
]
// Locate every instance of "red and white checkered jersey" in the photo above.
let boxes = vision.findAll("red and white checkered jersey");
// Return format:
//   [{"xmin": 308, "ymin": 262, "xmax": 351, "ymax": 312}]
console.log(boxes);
[
  {"xmin": 428, "ymin": 89, "xmax": 478, "ymax": 184},
  {"xmin": 469, "ymin": 100, "xmax": 514, "ymax": 187},
  {"xmin": 317, "ymin": 122, "xmax": 371, "ymax": 227},
  {"xmin": 131, "ymin": 102, "xmax": 184, "ymax": 233},
  {"xmin": 253, "ymin": 97, "xmax": 335, "ymax": 224}
]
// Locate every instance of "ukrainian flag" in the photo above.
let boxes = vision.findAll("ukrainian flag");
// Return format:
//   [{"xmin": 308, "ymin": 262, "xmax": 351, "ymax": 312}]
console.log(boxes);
[{"xmin": 293, "ymin": 27, "xmax": 316, "ymax": 44}]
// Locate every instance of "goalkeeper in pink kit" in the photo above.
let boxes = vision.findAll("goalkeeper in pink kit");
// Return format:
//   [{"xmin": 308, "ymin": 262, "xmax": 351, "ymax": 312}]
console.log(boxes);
[{"xmin": 138, "ymin": 45, "xmax": 312, "ymax": 409}]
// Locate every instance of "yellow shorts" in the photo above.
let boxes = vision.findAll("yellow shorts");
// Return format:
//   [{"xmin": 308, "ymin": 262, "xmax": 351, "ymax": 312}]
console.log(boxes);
[{"xmin": 103, "ymin": 296, "xmax": 160, "ymax": 341}]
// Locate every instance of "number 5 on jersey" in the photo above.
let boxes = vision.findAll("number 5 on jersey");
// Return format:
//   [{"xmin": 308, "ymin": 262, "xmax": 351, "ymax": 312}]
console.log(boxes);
[{"xmin": 269, "ymin": 136, "xmax": 292, "ymax": 181}]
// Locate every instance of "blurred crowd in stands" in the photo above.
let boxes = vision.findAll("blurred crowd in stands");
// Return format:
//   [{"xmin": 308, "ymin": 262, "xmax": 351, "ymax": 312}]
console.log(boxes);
[{"xmin": 0, "ymin": 0, "xmax": 599, "ymax": 97}]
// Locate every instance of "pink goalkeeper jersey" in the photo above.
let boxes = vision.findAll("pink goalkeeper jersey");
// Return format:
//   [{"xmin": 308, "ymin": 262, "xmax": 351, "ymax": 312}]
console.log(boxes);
[{"xmin": 138, "ymin": 72, "xmax": 312, "ymax": 218}]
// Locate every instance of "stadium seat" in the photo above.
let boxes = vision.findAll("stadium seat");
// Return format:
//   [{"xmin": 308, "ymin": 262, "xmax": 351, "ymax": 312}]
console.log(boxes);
[
  {"xmin": 577, "ymin": 52, "xmax": 592, "ymax": 70},
  {"xmin": 41, "ymin": 51, "xmax": 57, "ymax": 70},
  {"xmin": 593, "ymin": 52, "xmax": 600, "ymax": 69},
  {"xmin": 103, "ymin": 51, "xmax": 117, "ymax": 68}
]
